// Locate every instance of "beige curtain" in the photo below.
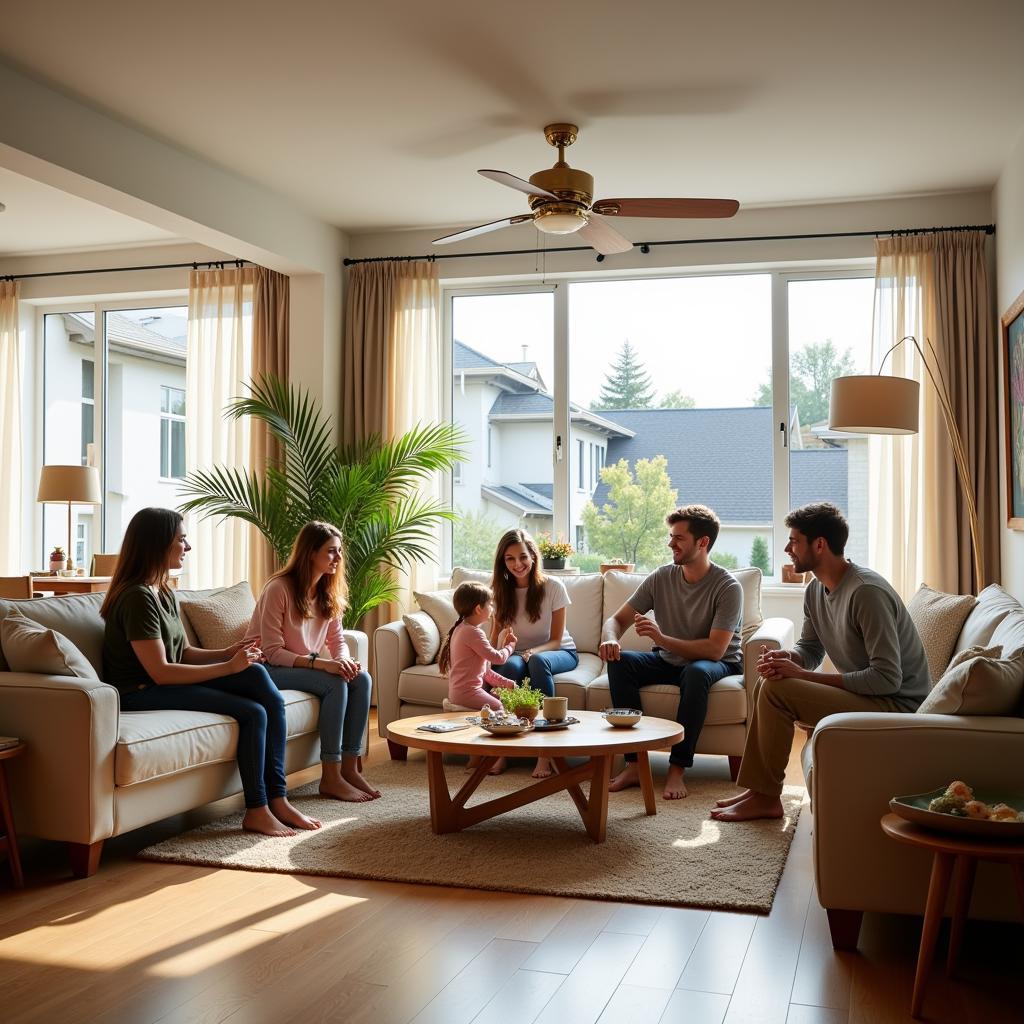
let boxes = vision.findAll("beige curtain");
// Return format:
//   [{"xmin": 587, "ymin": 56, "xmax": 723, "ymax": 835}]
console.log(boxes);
[
  {"xmin": 342, "ymin": 260, "xmax": 442, "ymax": 636},
  {"xmin": 870, "ymin": 232, "xmax": 997, "ymax": 597},
  {"xmin": 185, "ymin": 267, "xmax": 255, "ymax": 589},
  {"xmin": 249, "ymin": 267, "xmax": 289, "ymax": 591},
  {"xmin": 0, "ymin": 281, "xmax": 22, "ymax": 575}
]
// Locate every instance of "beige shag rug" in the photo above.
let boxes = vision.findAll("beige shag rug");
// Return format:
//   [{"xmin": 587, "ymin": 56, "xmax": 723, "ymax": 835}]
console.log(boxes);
[{"xmin": 140, "ymin": 760, "xmax": 804, "ymax": 913}]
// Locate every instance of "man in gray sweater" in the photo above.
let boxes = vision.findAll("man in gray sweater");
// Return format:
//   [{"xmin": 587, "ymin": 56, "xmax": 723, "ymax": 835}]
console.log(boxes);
[{"xmin": 712, "ymin": 502, "xmax": 929, "ymax": 822}]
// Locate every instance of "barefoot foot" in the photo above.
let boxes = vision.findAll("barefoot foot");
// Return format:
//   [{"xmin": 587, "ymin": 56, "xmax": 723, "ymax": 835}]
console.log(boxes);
[
  {"xmin": 663, "ymin": 765, "xmax": 688, "ymax": 800},
  {"xmin": 341, "ymin": 763, "xmax": 381, "ymax": 799},
  {"xmin": 715, "ymin": 788, "xmax": 753, "ymax": 808},
  {"xmin": 488, "ymin": 756, "xmax": 508, "ymax": 776},
  {"xmin": 609, "ymin": 763, "xmax": 640, "ymax": 792},
  {"xmin": 319, "ymin": 778, "xmax": 374, "ymax": 802},
  {"xmin": 532, "ymin": 757, "xmax": 554, "ymax": 779},
  {"xmin": 242, "ymin": 806, "xmax": 296, "ymax": 837},
  {"xmin": 710, "ymin": 793, "xmax": 784, "ymax": 821},
  {"xmin": 270, "ymin": 796, "xmax": 323, "ymax": 828}
]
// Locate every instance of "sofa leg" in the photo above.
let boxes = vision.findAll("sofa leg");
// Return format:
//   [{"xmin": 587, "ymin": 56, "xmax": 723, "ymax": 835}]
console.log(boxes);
[
  {"xmin": 68, "ymin": 840, "xmax": 104, "ymax": 879},
  {"xmin": 826, "ymin": 908, "xmax": 863, "ymax": 950},
  {"xmin": 727, "ymin": 755, "xmax": 742, "ymax": 782},
  {"xmin": 387, "ymin": 739, "xmax": 408, "ymax": 762}
]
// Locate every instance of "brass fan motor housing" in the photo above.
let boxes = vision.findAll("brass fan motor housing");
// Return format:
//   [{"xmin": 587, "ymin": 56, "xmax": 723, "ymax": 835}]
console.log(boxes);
[{"xmin": 528, "ymin": 165, "xmax": 595, "ymax": 209}]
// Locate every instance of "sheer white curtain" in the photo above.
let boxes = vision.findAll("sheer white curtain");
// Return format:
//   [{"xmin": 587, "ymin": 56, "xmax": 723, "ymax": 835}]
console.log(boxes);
[
  {"xmin": 0, "ymin": 281, "xmax": 22, "ymax": 574},
  {"xmin": 185, "ymin": 267, "xmax": 255, "ymax": 588}
]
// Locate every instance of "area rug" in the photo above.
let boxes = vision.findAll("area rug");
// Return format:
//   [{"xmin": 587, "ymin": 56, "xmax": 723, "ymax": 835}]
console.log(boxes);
[{"xmin": 139, "ymin": 760, "xmax": 804, "ymax": 913}]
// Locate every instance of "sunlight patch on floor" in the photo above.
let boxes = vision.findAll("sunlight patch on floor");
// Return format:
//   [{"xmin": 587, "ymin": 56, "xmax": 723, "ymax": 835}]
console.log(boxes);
[{"xmin": 671, "ymin": 819, "xmax": 721, "ymax": 849}]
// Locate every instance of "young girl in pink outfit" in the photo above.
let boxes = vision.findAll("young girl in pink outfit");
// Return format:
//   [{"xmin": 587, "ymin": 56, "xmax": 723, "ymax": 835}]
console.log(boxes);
[{"xmin": 438, "ymin": 582, "xmax": 517, "ymax": 711}]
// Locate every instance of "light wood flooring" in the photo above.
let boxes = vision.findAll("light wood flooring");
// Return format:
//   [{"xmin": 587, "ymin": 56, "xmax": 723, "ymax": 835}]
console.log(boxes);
[{"xmin": 1, "ymin": 715, "xmax": 1020, "ymax": 1024}]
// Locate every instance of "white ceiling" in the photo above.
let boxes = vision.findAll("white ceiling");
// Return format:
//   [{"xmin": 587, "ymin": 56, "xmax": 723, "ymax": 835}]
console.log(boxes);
[{"xmin": 1, "ymin": 0, "xmax": 1023, "ymax": 248}]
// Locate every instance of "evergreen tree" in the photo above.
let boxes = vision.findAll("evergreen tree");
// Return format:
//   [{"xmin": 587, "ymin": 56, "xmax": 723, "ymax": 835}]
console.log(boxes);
[
  {"xmin": 593, "ymin": 340, "xmax": 655, "ymax": 410},
  {"xmin": 749, "ymin": 535, "xmax": 771, "ymax": 575}
]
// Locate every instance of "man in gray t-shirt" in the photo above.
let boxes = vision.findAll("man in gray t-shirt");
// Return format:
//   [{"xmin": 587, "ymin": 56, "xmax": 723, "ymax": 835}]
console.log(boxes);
[
  {"xmin": 601, "ymin": 504, "xmax": 743, "ymax": 800},
  {"xmin": 712, "ymin": 502, "xmax": 929, "ymax": 823}
]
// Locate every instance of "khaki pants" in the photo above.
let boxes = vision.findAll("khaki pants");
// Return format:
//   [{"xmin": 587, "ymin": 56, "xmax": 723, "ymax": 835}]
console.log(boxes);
[{"xmin": 736, "ymin": 675, "xmax": 908, "ymax": 797}]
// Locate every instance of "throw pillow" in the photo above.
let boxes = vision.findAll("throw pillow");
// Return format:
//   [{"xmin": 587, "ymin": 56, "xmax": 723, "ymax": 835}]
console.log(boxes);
[
  {"xmin": 917, "ymin": 646, "xmax": 1024, "ymax": 716},
  {"xmin": 0, "ymin": 610, "xmax": 98, "ymax": 679},
  {"xmin": 907, "ymin": 584, "xmax": 977, "ymax": 682},
  {"xmin": 403, "ymin": 610, "xmax": 442, "ymax": 665},
  {"xmin": 180, "ymin": 581, "xmax": 256, "ymax": 649},
  {"xmin": 413, "ymin": 588, "xmax": 458, "ymax": 638}
]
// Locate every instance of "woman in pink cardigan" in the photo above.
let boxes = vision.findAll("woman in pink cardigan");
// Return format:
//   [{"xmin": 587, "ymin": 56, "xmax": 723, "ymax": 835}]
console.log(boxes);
[{"xmin": 244, "ymin": 521, "xmax": 378, "ymax": 802}]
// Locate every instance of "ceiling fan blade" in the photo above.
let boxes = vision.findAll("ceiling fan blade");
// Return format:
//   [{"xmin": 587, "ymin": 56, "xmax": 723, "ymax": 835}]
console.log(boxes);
[
  {"xmin": 479, "ymin": 169, "xmax": 559, "ymax": 200},
  {"xmin": 591, "ymin": 198, "xmax": 740, "ymax": 219},
  {"xmin": 577, "ymin": 214, "xmax": 634, "ymax": 256},
  {"xmin": 433, "ymin": 214, "xmax": 534, "ymax": 246}
]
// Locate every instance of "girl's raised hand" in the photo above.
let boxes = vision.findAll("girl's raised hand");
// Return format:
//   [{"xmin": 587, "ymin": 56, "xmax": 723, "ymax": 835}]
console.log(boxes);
[{"xmin": 500, "ymin": 626, "xmax": 517, "ymax": 647}]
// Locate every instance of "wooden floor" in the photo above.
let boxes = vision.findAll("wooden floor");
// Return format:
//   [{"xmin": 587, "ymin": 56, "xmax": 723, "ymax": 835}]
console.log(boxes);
[{"xmin": 1, "ymin": 716, "xmax": 1020, "ymax": 1024}]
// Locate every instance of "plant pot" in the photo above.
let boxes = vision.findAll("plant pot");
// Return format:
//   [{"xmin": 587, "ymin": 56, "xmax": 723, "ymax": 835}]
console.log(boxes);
[
  {"xmin": 542, "ymin": 558, "xmax": 565, "ymax": 570},
  {"xmin": 514, "ymin": 704, "xmax": 539, "ymax": 722},
  {"xmin": 781, "ymin": 565, "xmax": 811, "ymax": 584},
  {"xmin": 600, "ymin": 562, "xmax": 634, "ymax": 574}
]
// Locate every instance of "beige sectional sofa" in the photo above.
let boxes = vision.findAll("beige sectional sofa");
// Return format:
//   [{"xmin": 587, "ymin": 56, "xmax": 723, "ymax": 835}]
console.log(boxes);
[
  {"xmin": 375, "ymin": 566, "xmax": 793, "ymax": 774},
  {"xmin": 0, "ymin": 585, "xmax": 367, "ymax": 877},
  {"xmin": 807, "ymin": 583, "xmax": 1024, "ymax": 947}
]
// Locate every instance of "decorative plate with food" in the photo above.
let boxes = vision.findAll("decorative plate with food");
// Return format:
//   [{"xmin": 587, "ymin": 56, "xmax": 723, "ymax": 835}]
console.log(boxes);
[{"xmin": 890, "ymin": 780, "xmax": 1024, "ymax": 838}]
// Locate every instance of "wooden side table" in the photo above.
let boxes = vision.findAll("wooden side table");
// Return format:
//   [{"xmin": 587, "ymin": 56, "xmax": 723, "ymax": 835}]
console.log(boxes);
[
  {"xmin": 880, "ymin": 812, "xmax": 1024, "ymax": 1019},
  {"xmin": 0, "ymin": 743, "xmax": 26, "ymax": 888}
]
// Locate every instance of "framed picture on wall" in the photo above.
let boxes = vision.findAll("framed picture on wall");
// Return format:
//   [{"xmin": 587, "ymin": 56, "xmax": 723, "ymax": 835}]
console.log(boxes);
[{"xmin": 1002, "ymin": 287, "xmax": 1024, "ymax": 530}]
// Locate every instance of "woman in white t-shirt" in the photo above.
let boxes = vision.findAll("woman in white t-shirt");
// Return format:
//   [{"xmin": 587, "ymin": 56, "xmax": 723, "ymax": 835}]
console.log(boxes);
[{"xmin": 489, "ymin": 528, "xmax": 579, "ymax": 778}]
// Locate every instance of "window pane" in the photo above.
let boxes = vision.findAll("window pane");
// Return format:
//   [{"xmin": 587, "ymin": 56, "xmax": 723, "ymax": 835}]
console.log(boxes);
[
  {"xmin": 81, "ymin": 359, "xmax": 95, "ymax": 401},
  {"xmin": 787, "ymin": 278, "xmax": 875, "ymax": 565},
  {"xmin": 160, "ymin": 418, "xmax": 170, "ymax": 479},
  {"xmin": 570, "ymin": 276, "xmax": 772, "ymax": 574},
  {"xmin": 171, "ymin": 420, "xmax": 186, "ymax": 479},
  {"xmin": 170, "ymin": 387, "xmax": 186, "ymax": 416},
  {"xmin": 450, "ymin": 292, "xmax": 554, "ymax": 570}
]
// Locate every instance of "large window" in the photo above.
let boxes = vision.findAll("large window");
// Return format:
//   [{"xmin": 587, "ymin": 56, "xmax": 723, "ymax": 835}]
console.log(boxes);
[{"xmin": 445, "ymin": 269, "xmax": 873, "ymax": 579}]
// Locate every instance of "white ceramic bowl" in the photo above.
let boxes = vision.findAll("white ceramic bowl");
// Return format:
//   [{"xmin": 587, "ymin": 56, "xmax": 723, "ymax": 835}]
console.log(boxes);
[{"xmin": 602, "ymin": 708, "xmax": 643, "ymax": 727}]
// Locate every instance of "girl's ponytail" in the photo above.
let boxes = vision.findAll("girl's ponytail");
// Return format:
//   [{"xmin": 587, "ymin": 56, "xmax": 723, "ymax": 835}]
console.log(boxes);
[{"xmin": 437, "ymin": 617, "xmax": 462, "ymax": 675}]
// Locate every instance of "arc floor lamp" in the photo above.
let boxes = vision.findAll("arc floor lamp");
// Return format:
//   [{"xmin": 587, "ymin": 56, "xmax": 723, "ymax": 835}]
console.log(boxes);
[{"xmin": 829, "ymin": 335, "xmax": 984, "ymax": 589}]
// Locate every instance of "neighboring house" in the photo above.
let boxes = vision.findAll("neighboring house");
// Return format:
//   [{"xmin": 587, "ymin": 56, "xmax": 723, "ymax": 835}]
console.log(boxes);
[
  {"xmin": 42, "ymin": 311, "xmax": 187, "ymax": 568},
  {"xmin": 453, "ymin": 341, "xmax": 860, "ymax": 569}
]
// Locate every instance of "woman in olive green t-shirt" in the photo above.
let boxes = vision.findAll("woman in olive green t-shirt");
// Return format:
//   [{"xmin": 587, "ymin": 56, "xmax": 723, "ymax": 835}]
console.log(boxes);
[{"xmin": 101, "ymin": 507, "xmax": 321, "ymax": 838}]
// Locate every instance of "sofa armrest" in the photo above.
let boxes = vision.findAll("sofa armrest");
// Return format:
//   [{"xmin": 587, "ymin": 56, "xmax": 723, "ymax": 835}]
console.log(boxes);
[
  {"xmin": 742, "ymin": 617, "xmax": 794, "ymax": 690},
  {"xmin": 343, "ymin": 629, "xmax": 368, "ymax": 666},
  {"xmin": 810, "ymin": 711, "xmax": 1024, "ymax": 916},
  {"xmin": 0, "ymin": 671, "xmax": 119, "ymax": 845},
  {"xmin": 373, "ymin": 620, "xmax": 416, "ymax": 737}
]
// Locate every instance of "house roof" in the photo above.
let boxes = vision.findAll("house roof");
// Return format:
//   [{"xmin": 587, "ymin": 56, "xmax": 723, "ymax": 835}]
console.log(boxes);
[
  {"xmin": 453, "ymin": 340, "xmax": 540, "ymax": 394},
  {"xmin": 489, "ymin": 391, "xmax": 634, "ymax": 438},
  {"xmin": 593, "ymin": 407, "xmax": 847, "ymax": 524},
  {"xmin": 482, "ymin": 483, "xmax": 553, "ymax": 516},
  {"xmin": 65, "ymin": 311, "xmax": 186, "ymax": 361}
]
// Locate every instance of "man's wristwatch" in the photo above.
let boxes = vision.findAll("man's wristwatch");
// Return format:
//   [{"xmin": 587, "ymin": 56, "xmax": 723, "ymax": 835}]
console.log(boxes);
[{"xmin": 308, "ymin": 652, "xmax": 318, "ymax": 669}]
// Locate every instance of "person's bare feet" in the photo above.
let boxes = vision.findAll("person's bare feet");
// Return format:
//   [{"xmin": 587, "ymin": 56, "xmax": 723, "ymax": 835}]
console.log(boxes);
[
  {"xmin": 342, "ymin": 763, "xmax": 381, "ymax": 799},
  {"xmin": 532, "ymin": 757, "xmax": 554, "ymax": 779},
  {"xmin": 270, "ymin": 796, "xmax": 323, "ymax": 828},
  {"xmin": 663, "ymin": 765, "xmax": 688, "ymax": 800},
  {"xmin": 319, "ymin": 777, "xmax": 373, "ymax": 802},
  {"xmin": 710, "ymin": 792, "xmax": 784, "ymax": 821},
  {"xmin": 715, "ymin": 788, "xmax": 753, "ymax": 808},
  {"xmin": 488, "ymin": 756, "xmax": 508, "ymax": 776},
  {"xmin": 609, "ymin": 763, "xmax": 640, "ymax": 792},
  {"xmin": 242, "ymin": 806, "xmax": 296, "ymax": 837}
]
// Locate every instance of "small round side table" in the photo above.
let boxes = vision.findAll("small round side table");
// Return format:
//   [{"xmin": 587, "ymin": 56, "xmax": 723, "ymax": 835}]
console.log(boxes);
[
  {"xmin": 0, "ymin": 743, "xmax": 26, "ymax": 888},
  {"xmin": 880, "ymin": 812, "xmax": 1024, "ymax": 1019}
]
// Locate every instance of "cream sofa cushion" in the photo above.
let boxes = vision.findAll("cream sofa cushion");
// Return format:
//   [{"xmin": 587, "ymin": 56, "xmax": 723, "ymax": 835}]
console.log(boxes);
[
  {"xmin": 907, "ymin": 584, "xmax": 976, "ymax": 681},
  {"xmin": 0, "ymin": 591, "xmax": 105, "ymax": 673},
  {"xmin": 0, "ymin": 611, "xmax": 98, "ymax": 679},
  {"xmin": 403, "ymin": 610, "xmax": 441, "ymax": 665},
  {"xmin": 989, "ymin": 608, "xmax": 1024, "ymax": 659},
  {"xmin": 586, "ymin": 671, "xmax": 747, "ymax": 725},
  {"xmin": 954, "ymin": 584, "xmax": 1022, "ymax": 655},
  {"xmin": 179, "ymin": 581, "xmax": 255, "ymax": 649},
  {"xmin": 917, "ymin": 647, "xmax": 1024, "ymax": 716},
  {"xmin": 413, "ymin": 588, "xmax": 458, "ymax": 637},
  {"xmin": 559, "ymin": 573, "xmax": 603, "ymax": 652}
]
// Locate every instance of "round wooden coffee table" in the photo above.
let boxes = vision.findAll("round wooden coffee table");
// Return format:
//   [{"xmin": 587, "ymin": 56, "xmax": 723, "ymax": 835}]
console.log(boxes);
[{"xmin": 387, "ymin": 710, "xmax": 683, "ymax": 843}]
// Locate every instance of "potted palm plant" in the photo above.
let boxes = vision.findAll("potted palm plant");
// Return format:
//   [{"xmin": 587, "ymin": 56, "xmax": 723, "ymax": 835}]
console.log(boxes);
[{"xmin": 177, "ymin": 374, "xmax": 466, "ymax": 628}]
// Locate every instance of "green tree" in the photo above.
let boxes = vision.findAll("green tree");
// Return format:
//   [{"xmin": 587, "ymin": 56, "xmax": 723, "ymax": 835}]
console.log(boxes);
[
  {"xmin": 659, "ymin": 389, "xmax": 696, "ymax": 409},
  {"xmin": 749, "ymin": 535, "xmax": 771, "ymax": 575},
  {"xmin": 710, "ymin": 551, "xmax": 739, "ymax": 569},
  {"xmin": 452, "ymin": 506, "xmax": 505, "ymax": 571},
  {"xmin": 581, "ymin": 455, "xmax": 677, "ymax": 570},
  {"xmin": 592, "ymin": 340, "xmax": 655, "ymax": 410},
  {"xmin": 754, "ymin": 339, "xmax": 857, "ymax": 426}
]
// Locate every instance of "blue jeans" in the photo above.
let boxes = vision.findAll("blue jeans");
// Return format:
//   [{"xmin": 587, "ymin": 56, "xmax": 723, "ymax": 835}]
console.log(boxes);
[
  {"xmin": 266, "ymin": 666, "xmax": 372, "ymax": 760},
  {"xmin": 490, "ymin": 648, "xmax": 580, "ymax": 697},
  {"xmin": 607, "ymin": 651, "xmax": 737, "ymax": 768},
  {"xmin": 120, "ymin": 664, "xmax": 287, "ymax": 809}
]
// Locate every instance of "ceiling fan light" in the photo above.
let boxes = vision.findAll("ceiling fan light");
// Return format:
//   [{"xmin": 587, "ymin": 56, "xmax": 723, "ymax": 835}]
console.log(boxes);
[{"xmin": 534, "ymin": 207, "xmax": 586, "ymax": 235}]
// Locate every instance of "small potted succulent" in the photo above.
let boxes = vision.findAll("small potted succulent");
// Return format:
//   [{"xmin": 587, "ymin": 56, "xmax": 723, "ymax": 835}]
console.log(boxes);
[
  {"xmin": 496, "ymin": 680, "xmax": 545, "ymax": 722},
  {"xmin": 537, "ymin": 533, "xmax": 574, "ymax": 570}
]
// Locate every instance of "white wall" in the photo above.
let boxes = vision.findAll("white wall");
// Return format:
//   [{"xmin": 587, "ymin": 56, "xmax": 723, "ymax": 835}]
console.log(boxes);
[{"xmin": 995, "ymin": 129, "xmax": 1024, "ymax": 601}]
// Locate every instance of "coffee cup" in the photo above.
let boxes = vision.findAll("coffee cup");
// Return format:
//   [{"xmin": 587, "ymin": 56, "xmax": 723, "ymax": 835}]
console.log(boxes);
[{"xmin": 542, "ymin": 696, "xmax": 568, "ymax": 722}]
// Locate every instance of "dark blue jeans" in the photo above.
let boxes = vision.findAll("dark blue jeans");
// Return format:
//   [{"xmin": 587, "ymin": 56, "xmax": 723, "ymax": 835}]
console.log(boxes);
[
  {"xmin": 119, "ymin": 664, "xmax": 287, "ymax": 809},
  {"xmin": 607, "ymin": 651, "xmax": 737, "ymax": 768},
  {"xmin": 490, "ymin": 648, "xmax": 580, "ymax": 696}
]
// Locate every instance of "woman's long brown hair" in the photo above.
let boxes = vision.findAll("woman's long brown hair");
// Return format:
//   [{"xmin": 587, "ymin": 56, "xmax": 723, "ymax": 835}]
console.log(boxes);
[
  {"xmin": 437, "ymin": 581, "xmax": 492, "ymax": 675},
  {"xmin": 100, "ymin": 507, "xmax": 181, "ymax": 619},
  {"xmin": 269, "ymin": 521, "xmax": 348, "ymax": 622},
  {"xmin": 490, "ymin": 528, "xmax": 545, "ymax": 628}
]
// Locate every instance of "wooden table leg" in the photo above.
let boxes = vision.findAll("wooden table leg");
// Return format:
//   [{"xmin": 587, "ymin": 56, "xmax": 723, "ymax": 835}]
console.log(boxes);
[
  {"xmin": 581, "ymin": 755, "xmax": 611, "ymax": 843},
  {"xmin": 636, "ymin": 750, "xmax": 657, "ymax": 815},
  {"xmin": 911, "ymin": 851, "xmax": 954, "ymax": 1019},
  {"xmin": 0, "ymin": 761, "xmax": 23, "ymax": 888},
  {"xmin": 1011, "ymin": 859, "xmax": 1024, "ymax": 919},
  {"xmin": 946, "ymin": 855, "xmax": 976, "ymax": 973}
]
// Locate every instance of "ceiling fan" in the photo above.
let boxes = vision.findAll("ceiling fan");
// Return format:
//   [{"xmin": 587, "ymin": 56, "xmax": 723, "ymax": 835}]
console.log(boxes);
[{"xmin": 433, "ymin": 123, "xmax": 739, "ymax": 256}]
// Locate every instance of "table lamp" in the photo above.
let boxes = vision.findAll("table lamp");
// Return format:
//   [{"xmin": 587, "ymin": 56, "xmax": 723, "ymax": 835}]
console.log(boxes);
[{"xmin": 36, "ymin": 465, "xmax": 102, "ymax": 571}]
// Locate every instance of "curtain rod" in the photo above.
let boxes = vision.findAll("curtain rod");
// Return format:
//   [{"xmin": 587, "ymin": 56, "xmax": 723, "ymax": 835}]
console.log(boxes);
[
  {"xmin": 342, "ymin": 223, "xmax": 996, "ymax": 267},
  {"xmin": 1, "ymin": 257, "xmax": 252, "ymax": 283}
]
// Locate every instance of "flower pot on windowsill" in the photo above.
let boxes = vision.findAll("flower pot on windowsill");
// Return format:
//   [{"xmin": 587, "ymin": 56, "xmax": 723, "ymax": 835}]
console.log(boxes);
[
  {"xmin": 600, "ymin": 562, "xmax": 635, "ymax": 574},
  {"xmin": 781, "ymin": 565, "xmax": 811, "ymax": 585},
  {"xmin": 542, "ymin": 557, "xmax": 566, "ymax": 570}
]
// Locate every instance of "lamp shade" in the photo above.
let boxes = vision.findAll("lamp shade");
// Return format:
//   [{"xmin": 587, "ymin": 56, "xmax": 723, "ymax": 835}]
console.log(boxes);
[
  {"xmin": 829, "ymin": 375, "xmax": 920, "ymax": 434},
  {"xmin": 36, "ymin": 465, "xmax": 102, "ymax": 504}
]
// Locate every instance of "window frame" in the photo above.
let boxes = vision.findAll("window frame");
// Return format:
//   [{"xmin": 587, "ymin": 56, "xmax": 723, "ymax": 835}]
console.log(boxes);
[{"xmin": 159, "ymin": 384, "xmax": 187, "ymax": 481}]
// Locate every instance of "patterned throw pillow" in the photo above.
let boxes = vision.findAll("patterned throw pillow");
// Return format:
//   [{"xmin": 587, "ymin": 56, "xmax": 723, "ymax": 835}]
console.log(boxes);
[
  {"xmin": 180, "ymin": 582, "xmax": 256, "ymax": 649},
  {"xmin": 917, "ymin": 646, "xmax": 1024, "ymax": 715},
  {"xmin": 412, "ymin": 588, "xmax": 458, "ymax": 639},
  {"xmin": 403, "ymin": 610, "xmax": 442, "ymax": 665},
  {"xmin": 907, "ymin": 584, "xmax": 977, "ymax": 682},
  {"xmin": 0, "ymin": 610, "xmax": 98, "ymax": 679}
]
